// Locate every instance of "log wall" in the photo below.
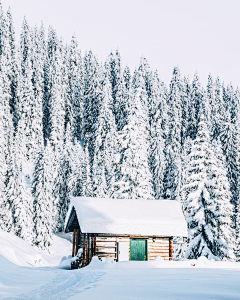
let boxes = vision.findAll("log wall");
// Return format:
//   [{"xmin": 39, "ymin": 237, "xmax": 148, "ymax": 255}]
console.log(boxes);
[
  {"xmin": 74, "ymin": 234, "xmax": 173, "ymax": 267},
  {"xmin": 93, "ymin": 236, "xmax": 171, "ymax": 262},
  {"xmin": 148, "ymin": 237, "xmax": 171, "ymax": 261}
]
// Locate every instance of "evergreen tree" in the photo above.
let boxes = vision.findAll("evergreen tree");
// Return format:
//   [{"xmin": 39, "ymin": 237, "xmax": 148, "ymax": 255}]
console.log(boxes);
[
  {"xmin": 186, "ymin": 72, "xmax": 202, "ymax": 140},
  {"xmin": 18, "ymin": 18, "xmax": 43, "ymax": 163},
  {"xmin": 138, "ymin": 57, "xmax": 152, "ymax": 106},
  {"xmin": 181, "ymin": 76, "xmax": 191, "ymax": 146},
  {"xmin": 92, "ymin": 77, "xmax": 117, "ymax": 197},
  {"xmin": 0, "ymin": 44, "xmax": 15, "ymax": 233},
  {"xmin": 67, "ymin": 35, "xmax": 83, "ymax": 140},
  {"xmin": 212, "ymin": 77, "xmax": 224, "ymax": 140},
  {"xmin": 220, "ymin": 102, "xmax": 238, "ymax": 216},
  {"xmin": 0, "ymin": 82, "xmax": 6, "ymax": 205},
  {"xmin": 30, "ymin": 26, "xmax": 44, "ymax": 149},
  {"xmin": 149, "ymin": 71, "xmax": 167, "ymax": 199},
  {"xmin": 12, "ymin": 138, "xmax": 33, "ymax": 243},
  {"xmin": 82, "ymin": 146, "xmax": 93, "ymax": 197},
  {"xmin": 42, "ymin": 26, "xmax": 58, "ymax": 143},
  {"xmin": 206, "ymin": 74, "xmax": 215, "ymax": 136},
  {"xmin": 82, "ymin": 51, "xmax": 103, "ymax": 171},
  {"xmin": 235, "ymin": 89, "xmax": 240, "ymax": 260},
  {"xmin": 48, "ymin": 48, "xmax": 65, "ymax": 154},
  {"xmin": 6, "ymin": 8, "xmax": 18, "ymax": 131},
  {"xmin": 163, "ymin": 67, "xmax": 182, "ymax": 201},
  {"xmin": 32, "ymin": 145, "xmax": 53, "ymax": 250},
  {"xmin": 71, "ymin": 140, "xmax": 86, "ymax": 197},
  {"xmin": 113, "ymin": 70, "xmax": 153, "ymax": 199},
  {"xmin": 184, "ymin": 115, "xmax": 235, "ymax": 260},
  {"xmin": 121, "ymin": 65, "xmax": 132, "ymax": 128},
  {"xmin": 65, "ymin": 36, "xmax": 83, "ymax": 140},
  {"xmin": 53, "ymin": 125, "xmax": 74, "ymax": 231}
]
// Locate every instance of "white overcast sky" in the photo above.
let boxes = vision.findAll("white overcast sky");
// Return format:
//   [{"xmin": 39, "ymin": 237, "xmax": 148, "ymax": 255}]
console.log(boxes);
[{"xmin": 4, "ymin": 0, "xmax": 240, "ymax": 87}]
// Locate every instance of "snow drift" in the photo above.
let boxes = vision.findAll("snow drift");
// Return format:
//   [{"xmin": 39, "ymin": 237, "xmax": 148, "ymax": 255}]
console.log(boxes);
[{"xmin": 0, "ymin": 229, "xmax": 72, "ymax": 267}]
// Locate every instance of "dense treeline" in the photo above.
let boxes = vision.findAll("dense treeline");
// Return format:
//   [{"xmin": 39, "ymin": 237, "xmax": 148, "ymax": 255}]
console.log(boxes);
[{"xmin": 0, "ymin": 4, "xmax": 239, "ymax": 260}]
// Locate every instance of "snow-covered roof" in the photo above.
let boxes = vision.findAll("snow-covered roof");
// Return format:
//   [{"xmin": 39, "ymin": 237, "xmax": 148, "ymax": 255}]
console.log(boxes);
[{"xmin": 65, "ymin": 197, "xmax": 188, "ymax": 237}]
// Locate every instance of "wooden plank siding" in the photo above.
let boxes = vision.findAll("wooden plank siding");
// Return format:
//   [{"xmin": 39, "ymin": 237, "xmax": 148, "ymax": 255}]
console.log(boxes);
[
  {"xmin": 72, "ymin": 233, "xmax": 173, "ymax": 268},
  {"xmin": 94, "ymin": 236, "xmax": 171, "ymax": 262}
]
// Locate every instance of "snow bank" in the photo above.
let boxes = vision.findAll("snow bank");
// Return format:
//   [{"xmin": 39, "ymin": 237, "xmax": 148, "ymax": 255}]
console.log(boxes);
[
  {"xmin": 66, "ymin": 197, "xmax": 188, "ymax": 237},
  {"xmin": 0, "ymin": 254, "xmax": 57, "ymax": 299},
  {"xmin": 0, "ymin": 229, "xmax": 72, "ymax": 267},
  {"xmin": 86, "ymin": 255, "xmax": 240, "ymax": 270}
]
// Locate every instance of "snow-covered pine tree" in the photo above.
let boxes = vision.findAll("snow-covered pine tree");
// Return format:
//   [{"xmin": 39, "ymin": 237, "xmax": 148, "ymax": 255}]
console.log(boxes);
[
  {"xmin": 66, "ymin": 35, "xmax": 83, "ymax": 140},
  {"xmin": 0, "ymin": 83, "xmax": 25, "ymax": 238},
  {"xmin": 210, "ymin": 139, "xmax": 235, "ymax": 260},
  {"xmin": 235, "ymin": 89, "xmax": 240, "ymax": 260},
  {"xmin": 212, "ymin": 77, "xmax": 224, "ymax": 141},
  {"xmin": 148, "ymin": 71, "xmax": 167, "ymax": 199},
  {"xmin": 220, "ymin": 98, "xmax": 238, "ymax": 221},
  {"xmin": 19, "ymin": 16, "xmax": 29, "ymax": 74},
  {"xmin": 6, "ymin": 8, "xmax": 19, "ymax": 131},
  {"xmin": 82, "ymin": 145, "xmax": 93, "ymax": 197},
  {"xmin": 236, "ymin": 203, "xmax": 240, "ymax": 260},
  {"xmin": 0, "ymin": 1, "xmax": 4, "ymax": 57},
  {"xmin": 17, "ymin": 18, "xmax": 43, "ymax": 163},
  {"xmin": 206, "ymin": 74, "xmax": 215, "ymax": 137},
  {"xmin": 184, "ymin": 114, "xmax": 235, "ymax": 260},
  {"xmin": 115, "ymin": 75, "xmax": 128, "ymax": 132},
  {"xmin": 174, "ymin": 136, "xmax": 193, "ymax": 260},
  {"xmin": 17, "ymin": 61, "xmax": 35, "ymax": 162},
  {"xmin": 0, "ymin": 121, "xmax": 14, "ymax": 233},
  {"xmin": 1, "ymin": 146, "xmax": 17, "ymax": 234},
  {"xmin": 12, "ymin": 135, "xmax": 33, "ymax": 243},
  {"xmin": 0, "ymin": 21, "xmax": 16, "ymax": 233},
  {"xmin": 92, "ymin": 76, "xmax": 117, "ymax": 197},
  {"xmin": 29, "ymin": 26, "xmax": 44, "ymax": 149},
  {"xmin": 162, "ymin": 67, "xmax": 182, "ymax": 201},
  {"xmin": 105, "ymin": 50, "xmax": 122, "ymax": 128},
  {"xmin": 121, "ymin": 65, "xmax": 132, "ymax": 129},
  {"xmin": 113, "ymin": 69, "xmax": 154, "ymax": 199},
  {"xmin": 181, "ymin": 76, "xmax": 191, "ymax": 146},
  {"xmin": 32, "ymin": 144, "xmax": 54, "ymax": 250},
  {"xmin": 82, "ymin": 51, "xmax": 103, "ymax": 172},
  {"xmin": 0, "ymin": 78, "xmax": 6, "ymax": 208},
  {"xmin": 138, "ymin": 57, "xmax": 152, "ymax": 105},
  {"xmin": 53, "ymin": 125, "xmax": 74, "ymax": 232},
  {"xmin": 186, "ymin": 72, "xmax": 203, "ymax": 140},
  {"xmin": 70, "ymin": 140, "xmax": 86, "ymax": 197},
  {"xmin": 43, "ymin": 25, "xmax": 58, "ymax": 143},
  {"xmin": 48, "ymin": 47, "xmax": 65, "ymax": 154}
]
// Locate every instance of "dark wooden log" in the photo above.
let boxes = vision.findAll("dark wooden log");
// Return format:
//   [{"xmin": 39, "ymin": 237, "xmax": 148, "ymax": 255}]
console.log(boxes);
[
  {"xmin": 72, "ymin": 229, "xmax": 76, "ymax": 257},
  {"xmin": 82, "ymin": 233, "xmax": 86, "ymax": 266},
  {"xmin": 75, "ymin": 229, "xmax": 79, "ymax": 256},
  {"xmin": 90, "ymin": 234, "xmax": 92, "ymax": 259},
  {"xmin": 94, "ymin": 236, "xmax": 96, "ymax": 256},
  {"xmin": 169, "ymin": 237, "xmax": 173, "ymax": 261},
  {"xmin": 86, "ymin": 234, "xmax": 90, "ymax": 264}
]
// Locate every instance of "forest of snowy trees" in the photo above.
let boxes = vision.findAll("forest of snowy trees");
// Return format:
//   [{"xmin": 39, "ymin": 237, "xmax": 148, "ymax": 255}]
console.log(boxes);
[{"xmin": 0, "ymin": 4, "xmax": 239, "ymax": 261}]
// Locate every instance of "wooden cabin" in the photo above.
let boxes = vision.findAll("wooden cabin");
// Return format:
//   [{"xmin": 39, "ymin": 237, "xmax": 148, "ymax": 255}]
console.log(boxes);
[{"xmin": 65, "ymin": 197, "xmax": 188, "ymax": 268}]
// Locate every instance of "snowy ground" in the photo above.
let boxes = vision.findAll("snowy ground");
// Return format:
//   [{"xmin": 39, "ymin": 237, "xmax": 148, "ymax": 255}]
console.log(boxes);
[
  {"xmin": 0, "ymin": 230, "xmax": 72, "ymax": 267},
  {"xmin": 1, "ymin": 231, "xmax": 240, "ymax": 300}
]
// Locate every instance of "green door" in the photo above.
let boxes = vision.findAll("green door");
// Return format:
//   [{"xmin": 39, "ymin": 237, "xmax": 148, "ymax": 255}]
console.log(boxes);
[{"xmin": 130, "ymin": 239, "xmax": 148, "ymax": 261}]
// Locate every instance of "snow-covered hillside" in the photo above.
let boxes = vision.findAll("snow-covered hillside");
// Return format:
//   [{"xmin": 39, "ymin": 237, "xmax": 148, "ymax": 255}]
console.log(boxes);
[{"xmin": 0, "ymin": 229, "xmax": 72, "ymax": 267}]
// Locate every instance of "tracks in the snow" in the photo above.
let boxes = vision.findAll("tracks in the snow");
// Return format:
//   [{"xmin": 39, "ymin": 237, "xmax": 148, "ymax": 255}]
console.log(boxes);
[{"xmin": 4, "ymin": 269, "xmax": 104, "ymax": 300}]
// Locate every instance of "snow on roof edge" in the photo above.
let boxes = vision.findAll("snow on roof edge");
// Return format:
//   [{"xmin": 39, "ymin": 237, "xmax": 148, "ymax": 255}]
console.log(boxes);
[{"xmin": 65, "ymin": 197, "xmax": 188, "ymax": 237}]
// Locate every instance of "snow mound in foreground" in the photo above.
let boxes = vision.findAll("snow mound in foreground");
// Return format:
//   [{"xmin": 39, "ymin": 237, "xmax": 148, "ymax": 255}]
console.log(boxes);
[
  {"xmin": 0, "ymin": 229, "xmax": 72, "ymax": 267},
  {"xmin": 87, "ymin": 255, "xmax": 240, "ymax": 270}
]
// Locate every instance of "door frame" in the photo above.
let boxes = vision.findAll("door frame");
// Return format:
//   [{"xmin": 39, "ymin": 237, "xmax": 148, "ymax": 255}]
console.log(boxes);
[
  {"xmin": 117, "ymin": 241, "xmax": 129, "ymax": 261},
  {"xmin": 130, "ymin": 238, "xmax": 148, "ymax": 261}
]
